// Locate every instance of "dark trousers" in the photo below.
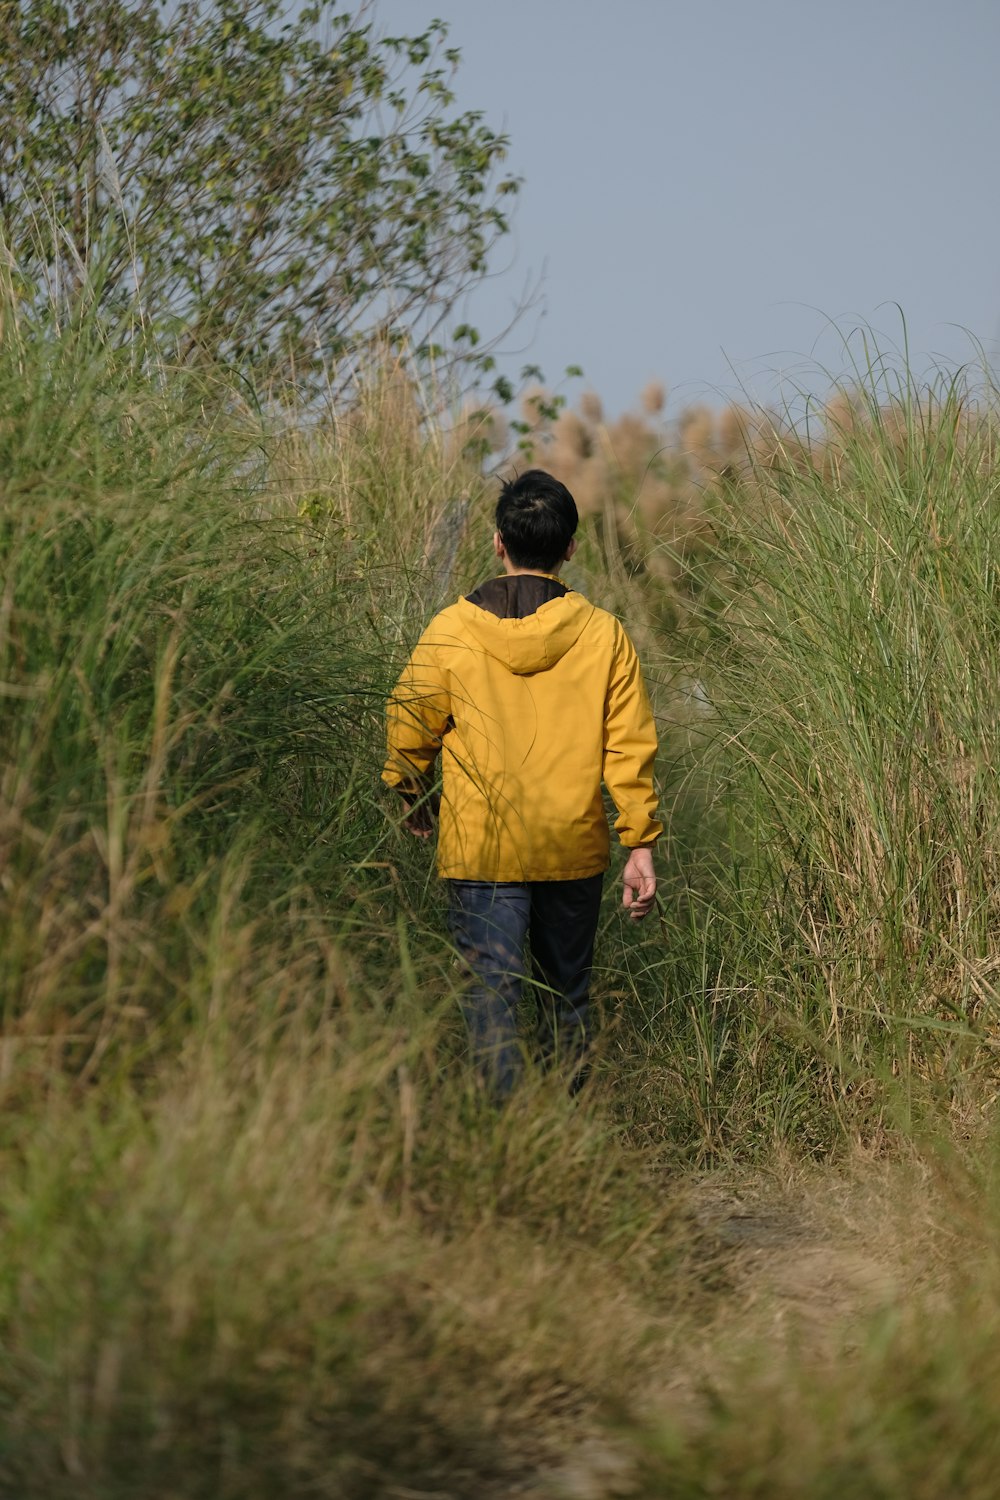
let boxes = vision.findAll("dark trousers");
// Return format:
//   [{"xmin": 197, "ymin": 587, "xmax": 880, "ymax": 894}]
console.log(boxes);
[{"xmin": 447, "ymin": 874, "xmax": 604, "ymax": 1099}]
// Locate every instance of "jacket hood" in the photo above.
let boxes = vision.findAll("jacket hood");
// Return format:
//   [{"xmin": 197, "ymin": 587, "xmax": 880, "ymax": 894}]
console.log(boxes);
[{"xmin": 455, "ymin": 581, "xmax": 595, "ymax": 675}]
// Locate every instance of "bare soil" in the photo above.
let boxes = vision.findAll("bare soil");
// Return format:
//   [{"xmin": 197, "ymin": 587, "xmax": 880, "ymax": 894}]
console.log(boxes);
[{"xmin": 524, "ymin": 1174, "xmax": 906, "ymax": 1500}]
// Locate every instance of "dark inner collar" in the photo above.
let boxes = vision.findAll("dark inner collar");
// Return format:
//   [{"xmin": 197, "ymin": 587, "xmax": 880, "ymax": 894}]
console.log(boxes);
[{"xmin": 466, "ymin": 574, "xmax": 569, "ymax": 620}]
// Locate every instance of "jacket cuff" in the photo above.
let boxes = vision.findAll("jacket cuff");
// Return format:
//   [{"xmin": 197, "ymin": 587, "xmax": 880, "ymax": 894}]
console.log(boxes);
[{"xmin": 619, "ymin": 821, "xmax": 664, "ymax": 848}]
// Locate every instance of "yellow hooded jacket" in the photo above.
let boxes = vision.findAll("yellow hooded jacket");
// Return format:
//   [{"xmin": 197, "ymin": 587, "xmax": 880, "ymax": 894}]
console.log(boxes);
[{"xmin": 382, "ymin": 576, "xmax": 662, "ymax": 881}]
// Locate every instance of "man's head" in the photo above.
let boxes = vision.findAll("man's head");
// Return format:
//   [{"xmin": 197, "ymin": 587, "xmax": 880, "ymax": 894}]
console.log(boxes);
[{"xmin": 494, "ymin": 469, "xmax": 579, "ymax": 573}]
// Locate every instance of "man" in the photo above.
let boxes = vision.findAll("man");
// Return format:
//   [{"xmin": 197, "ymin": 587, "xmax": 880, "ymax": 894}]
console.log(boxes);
[{"xmin": 383, "ymin": 469, "xmax": 661, "ymax": 1097}]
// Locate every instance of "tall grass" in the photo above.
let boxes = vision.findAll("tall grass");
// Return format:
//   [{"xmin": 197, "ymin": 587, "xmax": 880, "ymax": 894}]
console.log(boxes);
[
  {"xmin": 5, "ymin": 266, "xmax": 1000, "ymax": 1495},
  {"xmin": 0, "ymin": 283, "xmax": 685, "ymax": 1496},
  {"xmin": 599, "ymin": 365, "xmax": 1000, "ymax": 1158}
]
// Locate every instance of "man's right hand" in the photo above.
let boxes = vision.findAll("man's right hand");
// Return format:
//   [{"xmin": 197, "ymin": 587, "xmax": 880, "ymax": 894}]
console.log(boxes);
[{"xmin": 622, "ymin": 846, "xmax": 656, "ymax": 921}]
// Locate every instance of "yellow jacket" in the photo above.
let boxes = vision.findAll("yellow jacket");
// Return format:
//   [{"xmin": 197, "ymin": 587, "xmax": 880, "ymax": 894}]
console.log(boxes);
[{"xmin": 382, "ymin": 578, "xmax": 662, "ymax": 881}]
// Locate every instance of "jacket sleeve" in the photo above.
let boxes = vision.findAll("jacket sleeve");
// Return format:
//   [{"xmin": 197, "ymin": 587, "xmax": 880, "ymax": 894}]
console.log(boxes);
[
  {"xmin": 382, "ymin": 626, "xmax": 451, "ymax": 794},
  {"xmin": 602, "ymin": 621, "xmax": 663, "ymax": 847}
]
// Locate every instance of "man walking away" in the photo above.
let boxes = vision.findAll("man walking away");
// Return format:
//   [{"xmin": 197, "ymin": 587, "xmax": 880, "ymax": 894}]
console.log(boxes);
[{"xmin": 383, "ymin": 470, "xmax": 661, "ymax": 1097}]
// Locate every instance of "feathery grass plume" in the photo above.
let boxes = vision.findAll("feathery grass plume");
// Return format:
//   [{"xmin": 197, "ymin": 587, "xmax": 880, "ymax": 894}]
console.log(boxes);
[
  {"xmin": 822, "ymin": 387, "xmax": 865, "ymax": 442},
  {"xmin": 635, "ymin": 475, "xmax": 677, "ymax": 532},
  {"xmin": 717, "ymin": 401, "xmax": 754, "ymax": 466},
  {"xmin": 551, "ymin": 406, "xmax": 594, "ymax": 462},
  {"xmin": 546, "ymin": 408, "xmax": 604, "ymax": 516},
  {"xmin": 571, "ymin": 455, "xmax": 612, "ymax": 518},
  {"xmin": 641, "ymin": 377, "xmax": 667, "ymax": 415},
  {"xmin": 677, "ymin": 403, "xmax": 717, "ymax": 471},
  {"xmin": 579, "ymin": 388, "xmax": 604, "ymax": 423},
  {"xmin": 606, "ymin": 409, "xmax": 655, "ymax": 475}
]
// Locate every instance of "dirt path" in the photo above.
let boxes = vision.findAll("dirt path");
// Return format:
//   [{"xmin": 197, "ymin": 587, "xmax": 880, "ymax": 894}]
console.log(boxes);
[
  {"xmin": 688, "ymin": 1179, "xmax": 899, "ymax": 1350},
  {"xmin": 522, "ymin": 1176, "xmax": 905, "ymax": 1500}
]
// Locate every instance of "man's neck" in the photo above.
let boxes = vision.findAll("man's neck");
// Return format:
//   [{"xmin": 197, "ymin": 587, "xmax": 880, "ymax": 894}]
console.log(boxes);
[{"xmin": 502, "ymin": 565, "xmax": 562, "ymax": 579}]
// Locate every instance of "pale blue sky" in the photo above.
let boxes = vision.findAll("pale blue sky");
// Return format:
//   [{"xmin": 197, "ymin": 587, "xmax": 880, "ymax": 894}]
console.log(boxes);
[{"xmin": 374, "ymin": 0, "xmax": 1000, "ymax": 416}]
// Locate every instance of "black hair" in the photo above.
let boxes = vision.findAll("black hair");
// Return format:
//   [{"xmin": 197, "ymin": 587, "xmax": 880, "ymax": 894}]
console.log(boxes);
[{"xmin": 495, "ymin": 469, "xmax": 579, "ymax": 571}]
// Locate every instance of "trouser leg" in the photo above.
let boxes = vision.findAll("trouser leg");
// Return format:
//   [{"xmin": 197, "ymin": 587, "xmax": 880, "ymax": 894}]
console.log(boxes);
[
  {"xmin": 529, "ymin": 874, "xmax": 604, "ymax": 1080},
  {"xmin": 447, "ymin": 881, "xmax": 530, "ymax": 1099}
]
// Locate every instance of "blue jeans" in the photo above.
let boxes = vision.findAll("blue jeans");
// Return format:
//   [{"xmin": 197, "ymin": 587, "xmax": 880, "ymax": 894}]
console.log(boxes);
[{"xmin": 447, "ymin": 875, "xmax": 604, "ymax": 1099}]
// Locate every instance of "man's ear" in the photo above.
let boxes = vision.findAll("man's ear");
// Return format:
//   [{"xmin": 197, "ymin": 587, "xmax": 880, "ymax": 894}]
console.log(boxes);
[
  {"xmin": 493, "ymin": 531, "xmax": 505, "ymax": 560},
  {"xmin": 565, "ymin": 537, "xmax": 578, "ymax": 561}
]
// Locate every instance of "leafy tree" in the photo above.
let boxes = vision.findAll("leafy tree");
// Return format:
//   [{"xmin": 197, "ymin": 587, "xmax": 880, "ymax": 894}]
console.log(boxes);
[{"xmin": 0, "ymin": 0, "xmax": 519, "ymax": 389}]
